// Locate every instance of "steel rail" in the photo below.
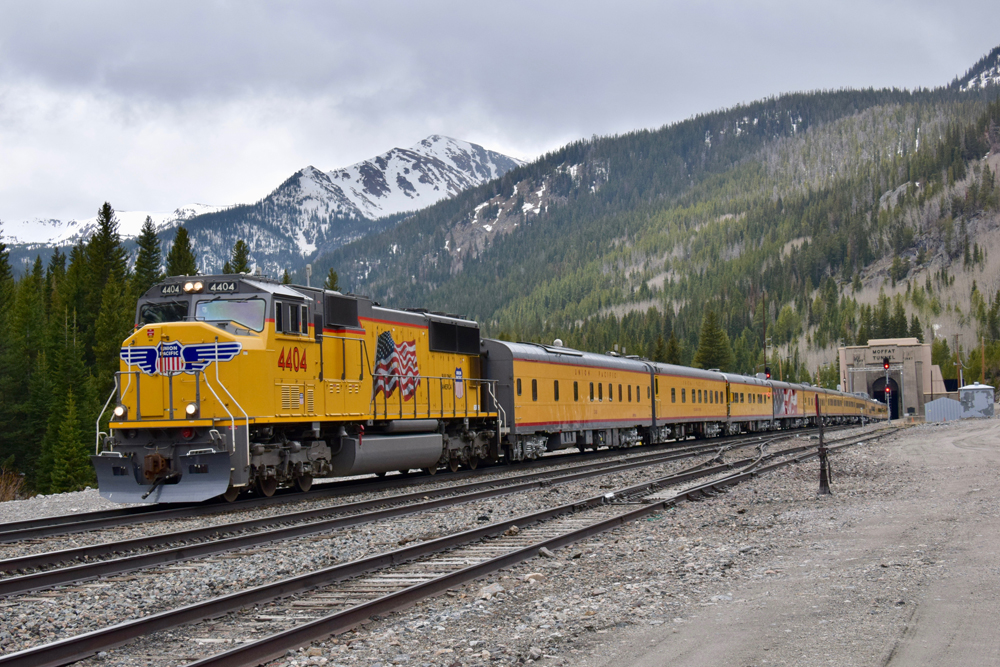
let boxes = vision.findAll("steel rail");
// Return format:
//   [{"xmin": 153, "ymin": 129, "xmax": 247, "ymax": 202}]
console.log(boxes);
[
  {"xmin": 0, "ymin": 435, "xmax": 771, "ymax": 596},
  {"xmin": 176, "ymin": 428, "xmax": 900, "ymax": 667},
  {"xmin": 0, "ymin": 424, "xmax": 850, "ymax": 542},
  {"xmin": 0, "ymin": 436, "xmax": 717, "ymax": 543},
  {"xmin": 0, "ymin": 426, "xmax": 888, "ymax": 667}
]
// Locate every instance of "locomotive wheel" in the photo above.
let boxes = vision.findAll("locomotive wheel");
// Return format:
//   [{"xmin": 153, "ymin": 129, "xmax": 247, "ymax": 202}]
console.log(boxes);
[
  {"xmin": 467, "ymin": 456, "xmax": 479, "ymax": 470},
  {"xmin": 222, "ymin": 485, "xmax": 241, "ymax": 503},
  {"xmin": 449, "ymin": 459, "xmax": 460, "ymax": 473},
  {"xmin": 294, "ymin": 473, "xmax": 313, "ymax": 493},
  {"xmin": 256, "ymin": 476, "xmax": 278, "ymax": 498},
  {"xmin": 425, "ymin": 466, "xmax": 437, "ymax": 475}
]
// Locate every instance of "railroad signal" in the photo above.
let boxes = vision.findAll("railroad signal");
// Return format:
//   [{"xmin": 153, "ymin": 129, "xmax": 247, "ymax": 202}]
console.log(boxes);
[
  {"xmin": 883, "ymin": 357, "xmax": 890, "ymax": 370},
  {"xmin": 765, "ymin": 366, "xmax": 771, "ymax": 380},
  {"xmin": 885, "ymin": 386, "xmax": 891, "ymax": 396}
]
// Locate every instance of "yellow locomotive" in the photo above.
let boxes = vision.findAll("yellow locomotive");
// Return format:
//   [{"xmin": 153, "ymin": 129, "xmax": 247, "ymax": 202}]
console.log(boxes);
[{"xmin": 93, "ymin": 275, "xmax": 498, "ymax": 503}]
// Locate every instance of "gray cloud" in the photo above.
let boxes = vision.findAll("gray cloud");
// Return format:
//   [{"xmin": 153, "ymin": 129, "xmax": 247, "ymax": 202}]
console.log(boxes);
[{"xmin": 1, "ymin": 0, "xmax": 997, "ymax": 222}]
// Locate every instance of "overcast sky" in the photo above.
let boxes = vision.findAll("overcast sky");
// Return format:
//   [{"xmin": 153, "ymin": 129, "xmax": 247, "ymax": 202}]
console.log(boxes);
[{"xmin": 1, "ymin": 0, "xmax": 997, "ymax": 224}]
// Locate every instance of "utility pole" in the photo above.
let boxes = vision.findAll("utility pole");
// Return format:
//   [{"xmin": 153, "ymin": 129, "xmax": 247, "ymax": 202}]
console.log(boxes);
[
  {"xmin": 982, "ymin": 335, "xmax": 986, "ymax": 384},
  {"xmin": 954, "ymin": 333, "xmax": 963, "ymax": 388}
]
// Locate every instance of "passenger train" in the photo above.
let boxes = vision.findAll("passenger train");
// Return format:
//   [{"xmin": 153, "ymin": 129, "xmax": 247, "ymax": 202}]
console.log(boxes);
[{"xmin": 92, "ymin": 274, "xmax": 886, "ymax": 503}]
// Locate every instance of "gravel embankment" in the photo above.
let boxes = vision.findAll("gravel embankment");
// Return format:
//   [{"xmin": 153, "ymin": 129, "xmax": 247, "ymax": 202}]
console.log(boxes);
[
  {"xmin": 0, "ymin": 425, "xmax": 883, "ymax": 666},
  {"xmin": 234, "ymin": 424, "xmax": 895, "ymax": 667},
  {"xmin": 1, "ymin": 445, "xmax": 741, "ymax": 656}
]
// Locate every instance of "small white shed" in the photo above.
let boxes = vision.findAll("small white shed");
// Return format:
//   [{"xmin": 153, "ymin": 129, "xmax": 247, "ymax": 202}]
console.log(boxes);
[{"xmin": 959, "ymin": 382, "xmax": 995, "ymax": 418}]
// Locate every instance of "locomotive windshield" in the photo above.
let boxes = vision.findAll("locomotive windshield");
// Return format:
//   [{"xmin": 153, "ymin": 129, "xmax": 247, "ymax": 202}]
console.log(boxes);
[
  {"xmin": 139, "ymin": 301, "xmax": 189, "ymax": 325},
  {"xmin": 195, "ymin": 297, "xmax": 266, "ymax": 332}
]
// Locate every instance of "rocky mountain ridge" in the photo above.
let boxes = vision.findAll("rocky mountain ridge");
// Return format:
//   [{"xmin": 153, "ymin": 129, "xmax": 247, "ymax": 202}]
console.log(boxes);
[{"xmin": 2, "ymin": 135, "xmax": 523, "ymax": 275}]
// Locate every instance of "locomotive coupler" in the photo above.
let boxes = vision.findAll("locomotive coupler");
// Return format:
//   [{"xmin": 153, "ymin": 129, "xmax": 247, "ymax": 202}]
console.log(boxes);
[{"xmin": 143, "ymin": 453, "xmax": 170, "ymax": 481}]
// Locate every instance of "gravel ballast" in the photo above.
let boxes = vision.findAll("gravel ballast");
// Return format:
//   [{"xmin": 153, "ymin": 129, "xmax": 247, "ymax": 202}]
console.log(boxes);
[{"xmin": 0, "ymin": 422, "xmax": 931, "ymax": 666}]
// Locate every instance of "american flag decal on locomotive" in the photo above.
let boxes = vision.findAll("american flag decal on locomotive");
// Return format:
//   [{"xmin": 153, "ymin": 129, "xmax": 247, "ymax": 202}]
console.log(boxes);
[
  {"xmin": 372, "ymin": 331, "xmax": 420, "ymax": 400},
  {"xmin": 120, "ymin": 341, "xmax": 243, "ymax": 376}
]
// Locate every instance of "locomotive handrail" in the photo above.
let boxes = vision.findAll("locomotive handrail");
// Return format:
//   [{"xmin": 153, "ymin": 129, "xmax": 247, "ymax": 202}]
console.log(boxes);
[
  {"xmin": 199, "ymin": 371, "xmax": 236, "ymax": 451},
  {"xmin": 210, "ymin": 337, "xmax": 250, "ymax": 455},
  {"xmin": 370, "ymin": 375, "xmax": 498, "ymax": 421},
  {"xmin": 94, "ymin": 374, "xmax": 120, "ymax": 454},
  {"xmin": 486, "ymin": 381, "xmax": 507, "ymax": 436}
]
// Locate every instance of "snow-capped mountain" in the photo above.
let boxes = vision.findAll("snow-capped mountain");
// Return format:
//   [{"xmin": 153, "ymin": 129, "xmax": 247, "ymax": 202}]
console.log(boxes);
[
  {"xmin": 175, "ymin": 135, "xmax": 523, "ymax": 273},
  {"xmin": 3, "ymin": 204, "xmax": 225, "ymax": 247},
  {"xmin": 274, "ymin": 135, "xmax": 523, "ymax": 222}
]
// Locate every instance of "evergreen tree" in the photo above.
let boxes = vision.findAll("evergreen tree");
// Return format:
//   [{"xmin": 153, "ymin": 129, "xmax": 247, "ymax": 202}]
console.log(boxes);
[
  {"xmin": 891, "ymin": 300, "xmax": 908, "ymax": 338},
  {"xmin": 324, "ymin": 269, "xmax": 340, "ymax": 291},
  {"xmin": 692, "ymin": 310, "xmax": 734, "ymax": 371},
  {"xmin": 74, "ymin": 203, "xmax": 130, "ymax": 368},
  {"xmin": 37, "ymin": 308, "xmax": 91, "ymax": 493},
  {"xmin": 908, "ymin": 314, "xmax": 924, "ymax": 342},
  {"xmin": 93, "ymin": 278, "xmax": 134, "ymax": 398},
  {"xmin": 0, "ymin": 225, "xmax": 11, "ymax": 297},
  {"xmin": 230, "ymin": 240, "xmax": 251, "ymax": 274},
  {"xmin": 48, "ymin": 390, "xmax": 93, "ymax": 493},
  {"xmin": 132, "ymin": 216, "xmax": 163, "ymax": 296},
  {"xmin": 85, "ymin": 203, "xmax": 128, "ymax": 293},
  {"xmin": 165, "ymin": 227, "xmax": 198, "ymax": 276},
  {"xmin": 222, "ymin": 261, "xmax": 232, "ymax": 274},
  {"xmin": 664, "ymin": 331, "xmax": 681, "ymax": 365},
  {"xmin": 652, "ymin": 335, "xmax": 667, "ymax": 362},
  {"xmin": 1, "ymin": 258, "xmax": 47, "ymax": 473},
  {"xmin": 281, "ymin": 269, "xmax": 292, "ymax": 285}
]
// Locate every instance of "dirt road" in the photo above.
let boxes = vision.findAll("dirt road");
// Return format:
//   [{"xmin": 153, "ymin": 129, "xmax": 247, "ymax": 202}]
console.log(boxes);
[{"xmin": 582, "ymin": 419, "xmax": 1000, "ymax": 667}]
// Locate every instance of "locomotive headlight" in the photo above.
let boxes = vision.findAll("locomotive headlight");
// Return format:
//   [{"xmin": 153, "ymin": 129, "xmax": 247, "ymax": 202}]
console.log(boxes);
[
  {"xmin": 185, "ymin": 402, "xmax": 199, "ymax": 417},
  {"xmin": 113, "ymin": 404, "xmax": 128, "ymax": 420},
  {"xmin": 184, "ymin": 281, "xmax": 195, "ymax": 292},
  {"xmin": 193, "ymin": 281, "xmax": 203, "ymax": 292}
]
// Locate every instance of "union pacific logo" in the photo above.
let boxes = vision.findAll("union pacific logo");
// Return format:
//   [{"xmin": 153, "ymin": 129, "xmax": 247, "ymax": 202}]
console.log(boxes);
[{"xmin": 120, "ymin": 341, "xmax": 243, "ymax": 376}]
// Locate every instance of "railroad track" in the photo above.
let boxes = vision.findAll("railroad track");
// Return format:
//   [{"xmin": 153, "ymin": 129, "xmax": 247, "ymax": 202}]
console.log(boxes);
[
  {"xmin": 0, "ymin": 434, "xmax": 771, "ymax": 597},
  {"xmin": 0, "ymin": 435, "xmax": 738, "ymax": 544},
  {"xmin": 0, "ymin": 424, "xmax": 893, "ymax": 667},
  {"xmin": 0, "ymin": 425, "xmax": 851, "ymax": 545}
]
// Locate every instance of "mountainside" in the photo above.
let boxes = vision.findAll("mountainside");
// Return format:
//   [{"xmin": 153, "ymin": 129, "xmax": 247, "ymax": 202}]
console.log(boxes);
[
  {"xmin": 956, "ymin": 45, "xmax": 1000, "ymax": 91},
  {"xmin": 2, "ymin": 135, "xmax": 522, "ymax": 275},
  {"xmin": 315, "ymin": 46, "xmax": 1000, "ymax": 386}
]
